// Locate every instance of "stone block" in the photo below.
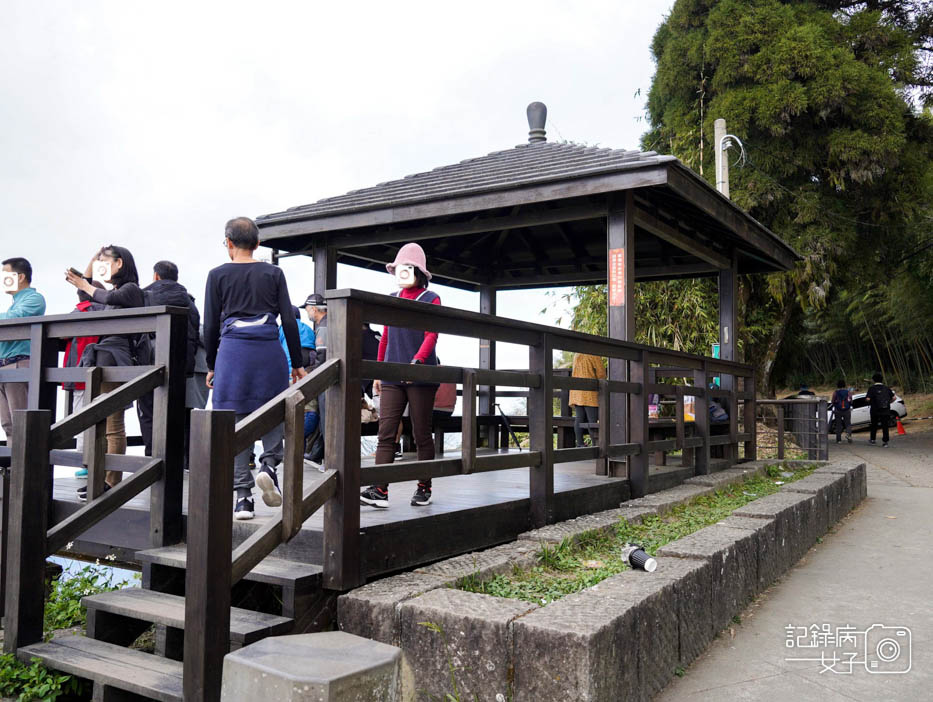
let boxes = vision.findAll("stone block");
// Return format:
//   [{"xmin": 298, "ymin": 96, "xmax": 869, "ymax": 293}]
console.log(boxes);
[
  {"xmin": 338, "ymin": 572, "xmax": 453, "ymax": 646},
  {"xmin": 398, "ymin": 588, "xmax": 536, "ymax": 701},
  {"xmin": 733, "ymin": 491, "xmax": 818, "ymax": 566},
  {"xmin": 615, "ymin": 505, "xmax": 658, "ymax": 525},
  {"xmin": 646, "ymin": 556, "xmax": 713, "ymax": 668},
  {"xmin": 813, "ymin": 461, "xmax": 867, "ymax": 513},
  {"xmin": 415, "ymin": 541, "xmax": 538, "ymax": 582},
  {"xmin": 782, "ymin": 473, "xmax": 845, "ymax": 536},
  {"xmin": 623, "ymin": 484, "xmax": 713, "ymax": 516},
  {"xmin": 656, "ymin": 524, "xmax": 757, "ymax": 637},
  {"xmin": 512, "ymin": 586, "xmax": 639, "ymax": 702},
  {"xmin": 518, "ymin": 508, "xmax": 623, "ymax": 546},
  {"xmin": 716, "ymin": 515, "xmax": 782, "ymax": 591},
  {"xmin": 221, "ymin": 632, "xmax": 400, "ymax": 702}
]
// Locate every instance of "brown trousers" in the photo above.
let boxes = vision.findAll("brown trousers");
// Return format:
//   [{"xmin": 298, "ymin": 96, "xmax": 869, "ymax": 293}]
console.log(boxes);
[
  {"xmin": 375, "ymin": 384, "xmax": 436, "ymax": 489},
  {"xmin": 101, "ymin": 381, "xmax": 125, "ymax": 486}
]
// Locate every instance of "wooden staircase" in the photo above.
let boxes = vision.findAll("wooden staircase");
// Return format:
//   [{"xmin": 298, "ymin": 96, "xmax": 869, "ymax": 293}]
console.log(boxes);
[{"xmin": 17, "ymin": 546, "xmax": 335, "ymax": 701}]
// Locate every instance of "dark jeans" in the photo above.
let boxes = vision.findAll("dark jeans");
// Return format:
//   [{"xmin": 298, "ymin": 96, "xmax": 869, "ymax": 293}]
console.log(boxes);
[
  {"xmin": 833, "ymin": 408, "xmax": 851, "ymax": 441},
  {"xmin": 573, "ymin": 405, "xmax": 599, "ymax": 447},
  {"xmin": 869, "ymin": 409, "xmax": 890, "ymax": 443},
  {"xmin": 374, "ymin": 384, "xmax": 436, "ymax": 490}
]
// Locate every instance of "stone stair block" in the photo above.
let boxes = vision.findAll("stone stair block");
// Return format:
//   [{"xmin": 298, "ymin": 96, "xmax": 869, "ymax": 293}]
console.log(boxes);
[
  {"xmin": 782, "ymin": 473, "xmax": 846, "ymax": 536},
  {"xmin": 649, "ymin": 557, "xmax": 713, "ymax": 667},
  {"xmin": 221, "ymin": 632, "xmax": 400, "ymax": 702},
  {"xmin": 622, "ymin": 484, "xmax": 714, "ymax": 516},
  {"xmin": 733, "ymin": 491, "xmax": 818, "ymax": 566},
  {"xmin": 398, "ymin": 588, "xmax": 537, "ymax": 701},
  {"xmin": 656, "ymin": 524, "xmax": 758, "ymax": 637},
  {"xmin": 715, "ymin": 515, "xmax": 781, "ymax": 591},
  {"xmin": 337, "ymin": 572, "xmax": 454, "ymax": 646}
]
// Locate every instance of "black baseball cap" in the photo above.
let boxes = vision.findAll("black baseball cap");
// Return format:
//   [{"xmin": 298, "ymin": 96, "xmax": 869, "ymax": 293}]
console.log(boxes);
[{"xmin": 303, "ymin": 293, "xmax": 326, "ymax": 307}]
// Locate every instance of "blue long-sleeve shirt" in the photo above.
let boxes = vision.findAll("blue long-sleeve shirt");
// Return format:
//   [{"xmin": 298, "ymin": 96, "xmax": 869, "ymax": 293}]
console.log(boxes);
[{"xmin": 0, "ymin": 287, "xmax": 47, "ymax": 360}]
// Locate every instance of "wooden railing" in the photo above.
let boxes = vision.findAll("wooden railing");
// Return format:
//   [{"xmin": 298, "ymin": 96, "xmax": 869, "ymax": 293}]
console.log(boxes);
[{"xmin": 0, "ymin": 306, "xmax": 188, "ymax": 651}]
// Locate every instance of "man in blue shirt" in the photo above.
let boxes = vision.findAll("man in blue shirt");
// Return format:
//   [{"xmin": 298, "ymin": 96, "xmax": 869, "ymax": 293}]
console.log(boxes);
[{"xmin": 0, "ymin": 258, "xmax": 47, "ymax": 441}]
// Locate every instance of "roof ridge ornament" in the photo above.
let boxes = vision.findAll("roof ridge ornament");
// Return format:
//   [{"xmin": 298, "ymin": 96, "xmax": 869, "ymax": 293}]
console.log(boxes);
[{"xmin": 526, "ymin": 102, "xmax": 547, "ymax": 143}]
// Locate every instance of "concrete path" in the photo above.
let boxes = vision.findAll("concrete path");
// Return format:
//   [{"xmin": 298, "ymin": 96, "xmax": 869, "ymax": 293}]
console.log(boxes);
[{"xmin": 657, "ymin": 428, "xmax": 933, "ymax": 701}]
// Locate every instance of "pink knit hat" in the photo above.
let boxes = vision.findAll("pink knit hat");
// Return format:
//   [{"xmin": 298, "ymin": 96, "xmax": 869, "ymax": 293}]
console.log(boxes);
[{"xmin": 386, "ymin": 242, "xmax": 432, "ymax": 281}]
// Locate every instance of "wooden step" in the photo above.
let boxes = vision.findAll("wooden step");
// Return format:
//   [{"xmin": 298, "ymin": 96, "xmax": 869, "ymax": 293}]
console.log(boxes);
[
  {"xmin": 84, "ymin": 588, "xmax": 294, "ymax": 646},
  {"xmin": 136, "ymin": 544, "xmax": 322, "ymax": 588},
  {"xmin": 18, "ymin": 634, "xmax": 183, "ymax": 702}
]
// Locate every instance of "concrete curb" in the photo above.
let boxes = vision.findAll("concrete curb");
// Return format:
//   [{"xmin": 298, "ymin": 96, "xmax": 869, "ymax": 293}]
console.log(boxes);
[{"xmin": 338, "ymin": 459, "xmax": 865, "ymax": 701}]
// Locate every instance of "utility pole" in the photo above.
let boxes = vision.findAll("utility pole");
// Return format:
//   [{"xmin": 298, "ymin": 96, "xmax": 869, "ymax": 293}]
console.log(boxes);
[{"xmin": 714, "ymin": 118, "xmax": 729, "ymax": 197}]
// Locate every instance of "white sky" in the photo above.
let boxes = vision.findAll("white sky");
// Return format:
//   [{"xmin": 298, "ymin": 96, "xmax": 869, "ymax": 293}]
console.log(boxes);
[{"xmin": 2, "ymin": 0, "xmax": 675, "ymax": 379}]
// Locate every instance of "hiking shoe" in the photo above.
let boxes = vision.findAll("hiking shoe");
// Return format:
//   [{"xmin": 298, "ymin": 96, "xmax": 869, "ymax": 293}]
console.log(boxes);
[
  {"xmin": 883, "ymin": 442, "xmax": 888, "ymax": 448},
  {"xmin": 835, "ymin": 439, "xmax": 841, "ymax": 444},
  {"xmin": 75, "ymin": 468, "xmax": 88, "ymax": 477},
  {"xmin": 411, "ymin": 483, "xmax": 432, "ymax": 506},
  {"xmin": 360, "ymin": 486, "xmax": 389, "ymax": 508},
  {"xmin": 394, "ymin": 443, "xmax": 403, "ymax": 459},
  {"xmin": 303, "ymin": 453, "xmax": 326, "ymax": 473},
  {"xmin": 256, "ymin": 465, "xmax": 282, "ymax": 507},
  {"xmin": 234, "ymin": 497, "xmax": 254, "ymax": 520},
  {"xmin": 77, "ymin": 483, "xmax": 110, "ymax": 501},
  {"xmin": 869, "ymin": 440, "xmax": 876, "ymax": 445},
  {"xmin": 847, "ymin": 435, "xmax": 852, "ymax": 444}
]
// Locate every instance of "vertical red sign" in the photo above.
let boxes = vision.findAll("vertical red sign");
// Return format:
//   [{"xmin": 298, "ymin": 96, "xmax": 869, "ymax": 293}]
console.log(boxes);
[{"xmin": 608, "ymin": 248, "xmax": 626, "ymax": 307}]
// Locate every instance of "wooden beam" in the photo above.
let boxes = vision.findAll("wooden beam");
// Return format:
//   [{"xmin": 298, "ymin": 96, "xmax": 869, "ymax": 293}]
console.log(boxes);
[
  {"xmin": 313, "ymin": 242, "xmax": 337, "ymax": 295},
  {"xmin": 528, "ymin": 333, "xmax": 555, "ymax": 526},
  {"xmin": 478, "ymin": 285, "xmax": 497, "ymax": 448},
  {"xmin": 607, "ymin": 193, "xmax": 634, "ymax": 476},
  {"xmin": 634, "ymin": 209, "xmax": 731, "ymax": 269},
  {"xmin": 461, "ymin": 370, "xmax": 477, "ymax": 474}
]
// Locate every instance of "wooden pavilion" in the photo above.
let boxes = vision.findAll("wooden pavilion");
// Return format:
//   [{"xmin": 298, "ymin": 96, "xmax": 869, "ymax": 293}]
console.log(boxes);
[{"xmin": 256, "ymin": 101, "xmax": 798, "ymax": 461}]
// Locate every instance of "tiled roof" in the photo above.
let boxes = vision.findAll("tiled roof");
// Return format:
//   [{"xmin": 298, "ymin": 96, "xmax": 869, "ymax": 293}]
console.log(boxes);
[{"xmin": 257, "ymin": 142, "xmax": 676, "ymax": 222}]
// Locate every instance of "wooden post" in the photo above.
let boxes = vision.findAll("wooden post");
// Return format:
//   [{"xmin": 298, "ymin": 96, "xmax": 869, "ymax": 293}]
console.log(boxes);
[
  {"xmin": 313, "ymin": 242, "xmax": 337, "ymax": 296},
  {"xmin": 693, "ymin": 364, "xmax": 710, "ymax": 475},
  {"xmin": 322, "ymin": 297, "xmax": 362, "ymax": 590},
  {"xmin": 528, "ymin": 334, "xmax": 554, "ymax": 526},
  {"xmin": 183, "ymin": 409, "xmax": 234, "ymax": 702},
  {"xmin": 628, "ymin": 350, "xmax": 649, "ymax": 498},
  {"xmin": 607, "ymin": 193, "xmax": 634, "ymax": 477},
  {"xmin": 283, "ymin": 393, "xmax": 305, "ymax": 540},
  {"xmin": 3, "ymin": 410, "xmax": 51, "ymax": 652},
  {"xmin": 777, "ymin": 404, "xmax": 786, "ymax": 459},
  {"xmin": 597, "ymin": 379, "xmax": 609, "ymax": 475},
  {"xmin": 27, "ymin": 324, "xmax": 57, "ymax": 523},
  {"xmin": 675, "ymin": 385, "xmax": 685, "ymax": 456},
  {"xmin": 0, "ymin": 468, "xmax": 8, "ymax": 619},
  {"xmin": 817, "ymin": 399, "xmax": 828, "ymax": 460},
  {"xmin": 744, "ymin": 374, "xmax": 757, "ymax": 461},
  {"xmin": 461, "ymin": 369, "xmax": 477, "ymax": 474},
  {"xmin": 150, "ymin": 311, "xmax": 187, "ymax": 547},
  {"xmin": 84, "ymin": 367, "xmax": 107, "ymax": 501},
  {"xmin": 478, "ymin": 285, "xmax": 497, "ymax": 449}
]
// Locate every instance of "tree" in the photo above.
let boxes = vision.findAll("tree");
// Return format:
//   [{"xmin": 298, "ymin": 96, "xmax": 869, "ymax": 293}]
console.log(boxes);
[{"xmin": 641, "ymin": 0, "xmax": 933, "ymax": 392}]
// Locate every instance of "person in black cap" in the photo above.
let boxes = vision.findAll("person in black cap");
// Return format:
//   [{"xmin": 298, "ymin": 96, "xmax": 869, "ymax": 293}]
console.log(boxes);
[
  {"xmin": 304, "ymin": 294, "xmax": 328, "ymax": 462},
  {"xmin": 866, "ymin": 373, "xmax": 895, "ymax": 447}
]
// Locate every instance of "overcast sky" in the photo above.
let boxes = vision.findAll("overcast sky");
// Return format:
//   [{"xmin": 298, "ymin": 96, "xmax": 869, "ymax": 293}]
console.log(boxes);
[{"xmin": 2, "ymin": 0, "xmax": 675, "ymax": 379}]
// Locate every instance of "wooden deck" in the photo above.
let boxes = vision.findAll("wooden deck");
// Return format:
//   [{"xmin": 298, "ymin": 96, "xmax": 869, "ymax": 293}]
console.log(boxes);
[{"xmin": 50, "ymin": 448, "xmax": 693, "ymax": 578}]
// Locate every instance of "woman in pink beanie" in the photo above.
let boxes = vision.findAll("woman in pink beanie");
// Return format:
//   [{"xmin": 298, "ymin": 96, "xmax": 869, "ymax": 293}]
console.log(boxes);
[{"xmin": 360, "ymin": 243, "xmax": 441, "ymax": 509}]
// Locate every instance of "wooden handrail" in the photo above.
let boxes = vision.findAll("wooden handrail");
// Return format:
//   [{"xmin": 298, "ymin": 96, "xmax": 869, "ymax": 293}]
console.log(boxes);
[
  {"xmin": 45, "ymin": 459, "xmax": 164, "ymax": 554},
  {"xmin": 48, "ymin": 366, "xmax": 165, "ymax": 448},
  {"xmin": 231, "ymin": 470, "xmax": 337, "ymax": 584},
  {"xmin": 233, "ymin": 359, "xmax": 340, "ymax": 455}
]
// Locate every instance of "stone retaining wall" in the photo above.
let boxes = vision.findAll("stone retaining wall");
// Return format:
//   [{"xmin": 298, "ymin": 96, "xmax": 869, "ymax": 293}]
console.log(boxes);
[{"xmin": 338, "ymin": 459, "xmax": 866, "ymax": 701}]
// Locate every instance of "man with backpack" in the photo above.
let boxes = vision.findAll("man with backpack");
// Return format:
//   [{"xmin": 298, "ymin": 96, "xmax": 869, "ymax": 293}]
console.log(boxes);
[
  {"xmin": 830, "ymin": 380, "xmax": 853, "ymax": 444},
  {"xmin": 866, "ymin": 373, "xmax": 895, "ymax": 447}
]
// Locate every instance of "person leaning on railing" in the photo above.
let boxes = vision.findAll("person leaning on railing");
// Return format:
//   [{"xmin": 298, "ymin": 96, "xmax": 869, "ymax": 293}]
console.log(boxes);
[
  {"xmin": 360, "ymin": 243, "xmax": 441, "ymax": 510},
  {"xmin": 0, "ymin": 257, "xmax": 46, "ymax": 444},
  {"xmin": 65, "ymin": 246, "xmax": 148, "ymax": 499},
  {"xmin": 569, "ymin": 352, "xmax": 606, "ymax": 447},
  {"xmin": 203, "ymin": 217, "xmax": 306, "ymax": 521}
]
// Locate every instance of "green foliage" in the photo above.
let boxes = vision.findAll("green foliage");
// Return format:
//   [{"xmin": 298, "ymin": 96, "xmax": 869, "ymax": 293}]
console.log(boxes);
[
  {"xmin": 45, "ymin": 560, "xmax": 134, "ymax": 636},
  {"xmin": 0, "ymin": 654, "xmax": 86, "ymax": 702},
  {"xmin": 566, "ymin": 279, "xmax": 719, "ymax": 357},
  {"xmin": 461, "ymin": 464, "xmax": 817, "ymax": 604},
  {"xmin": 643, "ymin": 0, "xmax": 933, "ymax": 391}
]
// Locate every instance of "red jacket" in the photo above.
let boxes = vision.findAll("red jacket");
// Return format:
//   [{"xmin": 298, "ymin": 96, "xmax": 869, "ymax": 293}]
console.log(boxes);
[{"xmin": 62, "ymin": 301, "xmax": 100, "ymax": 391}]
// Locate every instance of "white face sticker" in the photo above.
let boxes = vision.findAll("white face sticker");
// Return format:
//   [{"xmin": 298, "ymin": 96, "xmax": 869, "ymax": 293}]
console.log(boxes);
[
  {"xmin": 395, "ymin": 263, "xmax": 416, "ymax": 288},
  {"xmin": 93, "ymin": 260, "xmax": 112, "ymax": 283},
  {"xmin": 1, "ymin": 269, "xmax": 19, "ymax": 293}
]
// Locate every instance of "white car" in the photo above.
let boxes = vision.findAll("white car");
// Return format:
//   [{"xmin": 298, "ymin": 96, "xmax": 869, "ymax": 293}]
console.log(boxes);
[{"xmin": 828, "ymin": 391, "xmax": 907, "ymax": 432}]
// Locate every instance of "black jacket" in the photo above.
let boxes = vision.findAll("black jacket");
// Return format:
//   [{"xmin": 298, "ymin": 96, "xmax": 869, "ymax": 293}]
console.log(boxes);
[
  {"xmin": 143, "ymin": 279, "xmax": 201, "ymax": 374},
  {"xmin": 866, "ymin": 383, "xmax": 894, "ymax": 412}
]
